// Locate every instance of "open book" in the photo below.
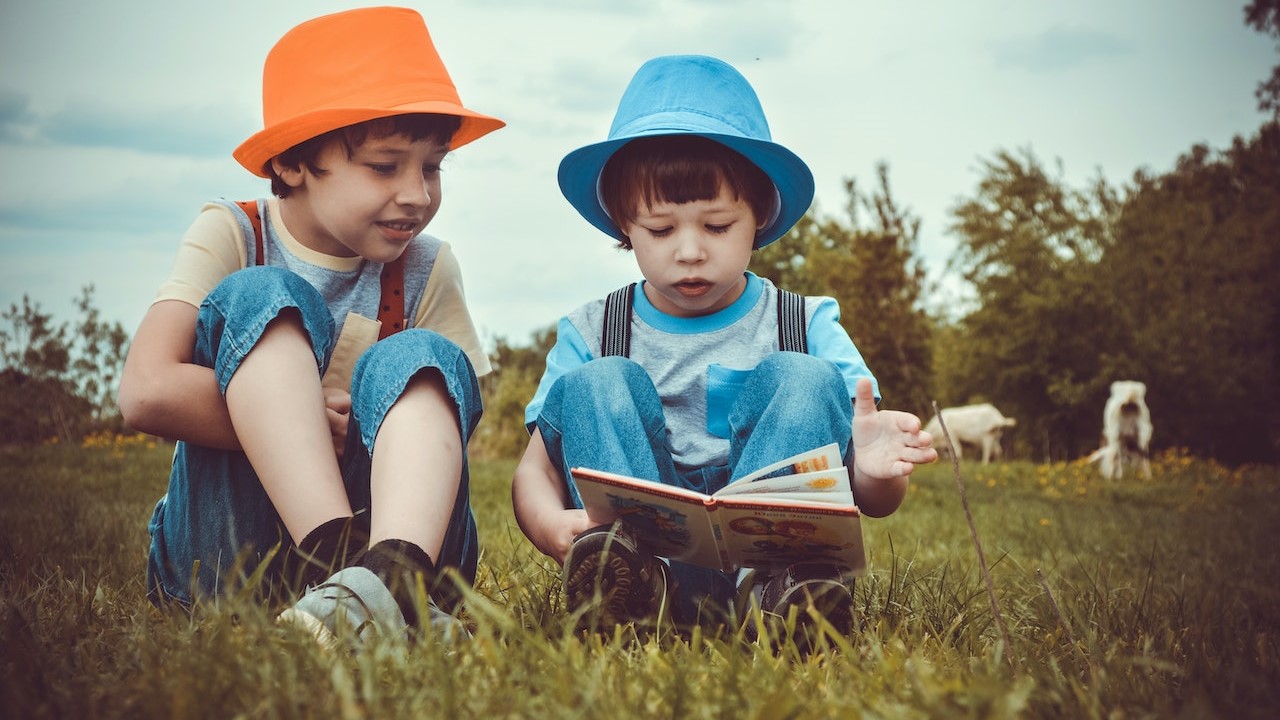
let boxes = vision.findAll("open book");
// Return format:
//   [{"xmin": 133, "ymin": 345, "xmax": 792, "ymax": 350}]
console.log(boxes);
[{"xmin": 571, "ymin": 444, "xmax": 865, "ymax": 574}]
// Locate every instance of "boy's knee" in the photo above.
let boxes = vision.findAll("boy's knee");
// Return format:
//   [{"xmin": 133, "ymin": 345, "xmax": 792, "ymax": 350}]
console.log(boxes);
[
  {"xmin": 546, "ymin": 357, "xmax": 657, "ymax": 422},
  {"xmin": 753, "ymin": 352, "xmax": 842, "ymax": 391},
  {"xmin": 556, "ymin": 357, "xmax": 650, "ymax": 404},
  {"xmin": 390, "ymin": 327, "xmax": 458, "ymax": 353},
  {"xmin": 354, "ymin": 330, "xmax": 471, "ymax": 387},
  {"xmin": 351, "ymin": 330, "xmax": 480, "ymax": 434},
  {"xmin": 568, "ymin": 356, "xmax": 647, "ymax": 389},
  {"xmin": 205, "ymin": 267, "xmax": 332, "ymax": 340},
  {"xmin": 196, "ymin": 267, "xmax": 333, "ymax": 377},
  {"xmin": 211, "ymin": 265, "xmax": 312, "ymax": 302}
]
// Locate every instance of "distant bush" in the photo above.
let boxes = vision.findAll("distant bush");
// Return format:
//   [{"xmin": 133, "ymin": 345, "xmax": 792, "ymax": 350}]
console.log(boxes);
[
  {"xmin": 0, "ymin": 286, "xmax": 128, "ymax": 445},
  {"xmin": 472, "ymin": 327, "xmax": 556, "ymax": 461}
]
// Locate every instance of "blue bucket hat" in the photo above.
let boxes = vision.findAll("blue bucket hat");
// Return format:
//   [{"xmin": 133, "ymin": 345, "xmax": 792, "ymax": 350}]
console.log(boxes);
[{"xmin": 558, "ymin": 55, "xmax": 815, "ymax": 249}]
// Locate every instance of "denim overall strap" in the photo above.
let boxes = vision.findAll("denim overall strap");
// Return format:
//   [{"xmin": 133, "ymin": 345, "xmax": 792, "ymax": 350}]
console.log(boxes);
[
  {"xmin": 775, "ymin": 288, "xmax": 807, "ymax": 353},
  {"xmin": 601, "ymin": 283, "xmax": 636, "ymax": 357}
]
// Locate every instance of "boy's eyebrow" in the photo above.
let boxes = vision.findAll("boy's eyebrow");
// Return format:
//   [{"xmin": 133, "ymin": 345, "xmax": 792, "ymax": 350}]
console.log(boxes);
[
  {"xmin": 358, "ymin": 141, "xmax": 411, "ymax": 155},
  {"xmin": 637, "ymin": 203, "xmax": 743, "ymax": 217},
  {"xmin": 356, "ymin": 140, "xmax": 449, "ymax": 157}
]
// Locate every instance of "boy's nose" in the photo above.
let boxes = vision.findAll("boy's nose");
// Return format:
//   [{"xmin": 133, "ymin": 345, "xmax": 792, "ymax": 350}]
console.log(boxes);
[
  {"xmin": 396, "ymin": 175, "xmax": 433, "ymax": 208},
  {"xmin": 673, "ymin": 231, "xmax": 705, "ymax": 262}
]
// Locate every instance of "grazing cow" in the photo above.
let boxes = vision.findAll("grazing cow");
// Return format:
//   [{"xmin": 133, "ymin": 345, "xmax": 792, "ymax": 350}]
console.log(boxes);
[
  {"xmin": 923, "ymin": 404, "xmax": 1017, "ymax": 465},
  {"xmin": 1088, "ymin": 381, "xmax": 1153, "ymax": 479}
]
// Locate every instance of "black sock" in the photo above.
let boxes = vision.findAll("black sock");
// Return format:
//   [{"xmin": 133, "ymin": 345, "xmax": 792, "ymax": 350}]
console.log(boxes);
[
  {"xmin": 283, "ymin": 517, "xmax": 368, "ymax": 593},
  {"xmin": 359, "ymin": 539, "xmax": 442, "ymax": 627}
]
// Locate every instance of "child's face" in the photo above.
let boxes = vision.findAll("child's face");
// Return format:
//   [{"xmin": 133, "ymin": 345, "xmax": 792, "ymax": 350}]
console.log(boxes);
[
  {"xmin": 622, "ymin": 182, "xmax": 760, "ymax": 318},
  {"xmin": 274, "ymin": 132, "xmax": 449, "ymax": 261}
]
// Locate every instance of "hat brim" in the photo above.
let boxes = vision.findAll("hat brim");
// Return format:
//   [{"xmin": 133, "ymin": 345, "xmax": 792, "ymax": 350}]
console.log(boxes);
[
  {"xmin": 234, "ymin": 101, "xmax": 506, "ymax": 178},
  {"xmin": 558, "ymin": 131, "xmax": 814, "ymax": 249}
]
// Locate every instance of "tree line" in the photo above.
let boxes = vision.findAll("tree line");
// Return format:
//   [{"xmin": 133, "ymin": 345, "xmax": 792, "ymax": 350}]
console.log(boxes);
[
  {"xmin": 5, "ymin": 124, "xmax": 1274, "ymax": 465},
  {"xmin": 0, "ymin": 287, "xmax": 129, "ymax": 444}
]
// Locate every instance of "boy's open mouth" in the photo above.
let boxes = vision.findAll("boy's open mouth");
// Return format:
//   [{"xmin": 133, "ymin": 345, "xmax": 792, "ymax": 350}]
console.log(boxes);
[{"xmin": 675, "ymin": 280, "xmax": 711, "ymax": 297}]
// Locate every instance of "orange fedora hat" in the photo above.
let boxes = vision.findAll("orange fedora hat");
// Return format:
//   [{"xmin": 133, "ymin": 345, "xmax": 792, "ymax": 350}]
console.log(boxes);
[{"xmin": 233, "ymin": 6, "xmax": 505, "ymax": 177}]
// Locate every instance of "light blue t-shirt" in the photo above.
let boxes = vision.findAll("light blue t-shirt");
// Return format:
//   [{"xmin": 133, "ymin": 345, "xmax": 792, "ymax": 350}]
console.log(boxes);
[{"xmin": 526, "ymin": 273, "xmax": 878, "ymax": 470}]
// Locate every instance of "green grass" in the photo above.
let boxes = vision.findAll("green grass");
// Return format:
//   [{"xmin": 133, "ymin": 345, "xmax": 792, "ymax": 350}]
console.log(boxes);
[{"xmin": 2, "ymin": 437, "xmax": 1278, "ymax": 718}]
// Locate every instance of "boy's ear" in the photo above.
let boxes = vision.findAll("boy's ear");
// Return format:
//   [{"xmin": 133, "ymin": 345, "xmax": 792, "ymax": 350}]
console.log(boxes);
[
  {"xmin": 755, "ymin": 205, "xmax": 769, "ymax": 231},
  {"xmin": 270, "ymin": 158, "xmax": 306, "ymax": 189}
]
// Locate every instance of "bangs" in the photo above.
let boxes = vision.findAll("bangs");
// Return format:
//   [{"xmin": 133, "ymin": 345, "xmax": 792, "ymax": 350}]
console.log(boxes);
[
  {"xmin": 340, "ymin": 114, "xmax": 463, "ymax": 148},
  {"xmin": 600, "ymin": 135, "xmax": 775, "ymax": 240}
]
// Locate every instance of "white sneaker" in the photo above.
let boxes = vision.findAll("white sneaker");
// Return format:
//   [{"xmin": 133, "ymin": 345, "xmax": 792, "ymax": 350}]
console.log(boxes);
[{"xmin": 278, "ymin": 566, "xmax": 407, "ymax": 650}]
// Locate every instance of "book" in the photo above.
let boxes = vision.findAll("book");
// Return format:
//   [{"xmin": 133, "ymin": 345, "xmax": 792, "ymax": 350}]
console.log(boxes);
[{"xmin": 571, "ymin": 443, "xmax": 865, "ymax": 574}]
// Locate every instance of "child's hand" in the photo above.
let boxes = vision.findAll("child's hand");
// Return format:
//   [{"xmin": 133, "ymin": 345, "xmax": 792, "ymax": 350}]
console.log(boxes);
[
  {"xmin": 538, "ymin": 508, "xmax": 596, "ymax": 566},
  {"xmin": 852, "ymin": 377, "xmax": 937, "ymax": 480},
  {"xmin": 323, "ymin": 388, "xmax": 351, "ymax": 459}
]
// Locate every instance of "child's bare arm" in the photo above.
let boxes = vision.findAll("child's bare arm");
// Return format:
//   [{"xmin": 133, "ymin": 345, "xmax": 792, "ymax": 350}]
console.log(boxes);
[
  {"xmin": 850, "ymin": 377, "xmax": 937, "ymax": 517},
  {"xmin": 118, "ymin": 300, "xmax": 241, "ymax": 450},
  {"xmin": 512, "ymin": 428, "xmax": 594, "ymax": 564}
]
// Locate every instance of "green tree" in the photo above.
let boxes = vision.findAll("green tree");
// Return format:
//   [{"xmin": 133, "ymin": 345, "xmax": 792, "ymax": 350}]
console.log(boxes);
[
  {"xmin": 943, "ymin": 148, "xmax": 1120, "ymax": 460},
  {"xmin": 472, "ymin": 326, "xmax": 557, "ymax": 461},
  {"xmin": 0, "ymin": 286, "xmax": 128, "ymax": 443},
  {"xmin": 943, "ymin": 127, "xmax": 1278, "ymax": 465},
  {"xmin": 1246, "ymin": 0, "xmax": 1280, "ymax": 117},
  {"xmin": 752, "ymin": 163, "xmax": 933, "ymax": 416},
  {"xmin": 1103, "ymin": 123, "xmax": 1280, "ymax": 462},
  {"xmin": 69, "ymin": 286, "xmax": 130, "ymax": 423}
]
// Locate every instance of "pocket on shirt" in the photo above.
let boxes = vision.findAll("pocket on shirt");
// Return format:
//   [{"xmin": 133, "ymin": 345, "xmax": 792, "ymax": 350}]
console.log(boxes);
[{"xmin": 706, "ymin": 363, "xmax": 753, "ymax": 439}]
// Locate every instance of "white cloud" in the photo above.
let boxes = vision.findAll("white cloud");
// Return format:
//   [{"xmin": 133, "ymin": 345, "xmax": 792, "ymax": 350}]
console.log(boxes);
[
  {"xmin": 0, "ymin": 0, "xmax": 1274, "ymax": 349},
  {"xmin": 991, "ymin": 27, "xmax": 1130, "ymax": 73}
]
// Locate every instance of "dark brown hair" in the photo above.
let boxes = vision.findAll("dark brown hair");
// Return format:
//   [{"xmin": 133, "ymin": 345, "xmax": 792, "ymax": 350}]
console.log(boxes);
[
  {"xmin": 268, "ymin": 114, "xmax": 463, "ymax": 197},
  {"xmin": 599, "ymin": 135, "xmax": 776, "ymax": 250}
]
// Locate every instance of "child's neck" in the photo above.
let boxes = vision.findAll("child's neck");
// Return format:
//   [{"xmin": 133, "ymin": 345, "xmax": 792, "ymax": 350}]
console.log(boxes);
[{"xmin": 641, "ymin": 272, "xmax": 755, "ymax": 320}]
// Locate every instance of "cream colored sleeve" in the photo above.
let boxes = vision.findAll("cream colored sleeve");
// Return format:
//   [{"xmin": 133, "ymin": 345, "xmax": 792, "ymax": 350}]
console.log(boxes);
[
  {"xmin": 154, "ymin": 203, "xmax": 248, "ymax": 308},
  {"xmin": 415, "ymin": 242, "xmax": 492, "ymax": 377}
]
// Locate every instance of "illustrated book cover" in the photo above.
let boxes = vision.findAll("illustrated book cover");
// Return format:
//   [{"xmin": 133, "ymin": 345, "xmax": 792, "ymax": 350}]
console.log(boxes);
[{"xmin": 571, "ymin": 443, "xmax": 865, "ymax": 573}]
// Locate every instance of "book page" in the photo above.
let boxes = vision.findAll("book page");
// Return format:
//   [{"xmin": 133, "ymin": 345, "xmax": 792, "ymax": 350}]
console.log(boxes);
[
  {"xmin": 730, "ymin": 443, "xmax": 845, "ymax": 485},
  {"xmin": 714, "ymin": 466, "xmax": 853, "ymax": 505},
  {"xmin": 571, "ymin": 468, "xmax": 722, "ymax": 567},
  {"xmin": 714, "ymin": 501, "xmax": 866, "ymax": 573}
]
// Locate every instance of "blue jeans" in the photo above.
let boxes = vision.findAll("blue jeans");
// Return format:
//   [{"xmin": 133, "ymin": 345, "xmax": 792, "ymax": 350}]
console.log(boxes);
[
  {"xmin": 146, "ymin": 267, "xmax": 482, "ymax": 607},
  {"xmin": 535, "ymin": 353, "xmax": 853, "ymax": 624}
]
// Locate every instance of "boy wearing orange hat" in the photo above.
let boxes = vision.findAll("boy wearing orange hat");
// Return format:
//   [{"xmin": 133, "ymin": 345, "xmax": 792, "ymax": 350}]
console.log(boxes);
[
  {"xmin": 512, "ymin": 55, "xmax": 936, "ymax": 640},
  {"xmin": 119, "ymin": 7, "xmax": 504, "ymax": 646}
]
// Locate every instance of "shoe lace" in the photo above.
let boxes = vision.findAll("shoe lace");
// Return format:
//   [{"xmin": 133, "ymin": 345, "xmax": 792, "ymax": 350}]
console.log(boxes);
[{"xmin": 316, "ymin": 581, "xmax": 380, "ymax": 640}]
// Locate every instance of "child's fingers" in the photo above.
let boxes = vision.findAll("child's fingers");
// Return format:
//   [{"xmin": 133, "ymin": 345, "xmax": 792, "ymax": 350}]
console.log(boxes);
[
  {"xmin": 853, "ymin": 377, "xmax": 877, "ymax": 416},
  {"xmin": 891, "ymin": 409, "xmax": 922, "ymax": 433}
]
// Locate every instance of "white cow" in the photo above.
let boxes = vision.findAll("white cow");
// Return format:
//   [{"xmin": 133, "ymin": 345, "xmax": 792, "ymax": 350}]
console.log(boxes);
[
  {"xmin": 1087, "ymin": 381, "xmax": 1153, "ymax": 480},
  {"xmin": 923, "ymin": 404, "xmax": 1017, "ymax": 465}
]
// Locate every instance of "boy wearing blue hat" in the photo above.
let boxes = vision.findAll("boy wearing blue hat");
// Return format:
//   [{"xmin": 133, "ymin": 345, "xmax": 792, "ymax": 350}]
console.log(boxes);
[
  {"xmin": 512, "ymin": 55, "xmax": 936, "ymax": 636},
  {"xmin": 118, "ymin": 7, "xmax": 504, "ymax": 647}
]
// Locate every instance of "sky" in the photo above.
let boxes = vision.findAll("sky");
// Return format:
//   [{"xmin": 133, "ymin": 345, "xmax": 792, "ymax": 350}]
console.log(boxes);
[{"xmin": 0, "ymin": 0, "xmax": 1274, "ymax": 350}]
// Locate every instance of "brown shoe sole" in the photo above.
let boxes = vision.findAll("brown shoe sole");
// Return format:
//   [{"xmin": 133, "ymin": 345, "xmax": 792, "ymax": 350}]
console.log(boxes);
[{"xmin": 563, "ymin": 524, "xmax": 665, "ymax": 630}]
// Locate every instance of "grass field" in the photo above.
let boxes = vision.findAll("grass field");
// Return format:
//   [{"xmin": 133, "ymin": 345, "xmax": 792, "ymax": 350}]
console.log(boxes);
[{"xmin": 2, "ymin": 435, "xmax": 1278, "ymax": 718}]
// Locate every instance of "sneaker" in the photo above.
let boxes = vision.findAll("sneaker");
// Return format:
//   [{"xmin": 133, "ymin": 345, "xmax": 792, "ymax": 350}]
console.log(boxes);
[
  {"xmin": 563, "ymin": 522, "xmax": 669, "ymax": 632},
  {"xmin": 413, "ymin": 595, "xmax": 471, "ymax": 645},
  {"xmin": 755, "ymin": 563, "xmax": 855, "ymax": 649},
  {"xmin": 357, "ymin": 538, "xmax": 470, "ymax": 643},
  {"xmin": 278, "ymin": 566, "xmax": 407, "ymax": 650}
]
